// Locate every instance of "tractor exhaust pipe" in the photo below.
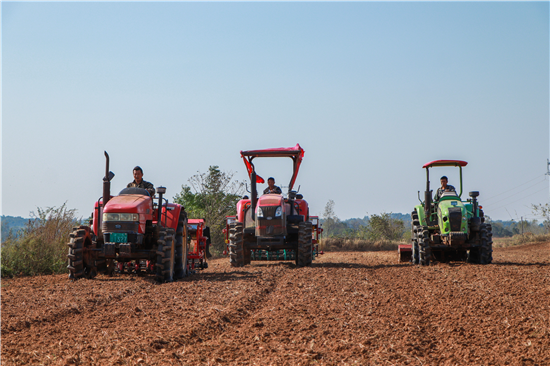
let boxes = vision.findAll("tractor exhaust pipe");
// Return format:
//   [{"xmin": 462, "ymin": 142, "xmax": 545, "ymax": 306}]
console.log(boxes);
[
  {"xmin": 424, "ymin": 167, "xmax": 432, "ymax": 224},
  {"xmin": 157, "ymin": 187, "xmax": 166, "ymax": 226},
  {"xmin": 251, "ymin": 171, "xmax": 257, "ymax": 220},
  {"xmin": 103, "ymin": 151, "xmax": 115, "ymax": 206}
]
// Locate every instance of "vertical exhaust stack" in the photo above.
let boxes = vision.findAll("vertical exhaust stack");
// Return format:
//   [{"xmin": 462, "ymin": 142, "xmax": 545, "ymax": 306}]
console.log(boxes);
[
  {"xmin": 103, "ymin": 151, "xmax": 115, "ymax": 206},
  {"xmin": 251, "ymin": 172, "xmax": 257, "ymax": 220},
  {"xmin": 424, "ymin": 167, "xmax": 432, "ymax": 224},
  {"xmin": 157, "ymin": 187, "xmax": 166, "ymax": 226}
]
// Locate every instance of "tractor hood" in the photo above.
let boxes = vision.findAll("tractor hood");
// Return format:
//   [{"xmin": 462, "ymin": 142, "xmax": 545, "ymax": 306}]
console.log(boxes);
[
  {"xmin": 257, "ymin": 194, "xmax": 284, "ymax": 207},
  {"xmin": 240, "ymin": 144, "xmax": 305, "ymax": 191},
  {"xmin": 104, "ymin": 194, "xmax": 152, "ymax": 215}
]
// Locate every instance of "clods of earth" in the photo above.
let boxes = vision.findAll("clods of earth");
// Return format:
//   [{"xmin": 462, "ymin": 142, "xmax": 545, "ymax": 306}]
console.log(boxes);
[{"xmin": 2, "ymin": 243, "xmax": 549, "ymax": 365}]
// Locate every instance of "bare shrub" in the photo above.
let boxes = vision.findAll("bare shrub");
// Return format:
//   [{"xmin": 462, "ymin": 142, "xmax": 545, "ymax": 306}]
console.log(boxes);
[{"xmin": 1, "ymin": 204, "xmax": 80, "ymax": 277}]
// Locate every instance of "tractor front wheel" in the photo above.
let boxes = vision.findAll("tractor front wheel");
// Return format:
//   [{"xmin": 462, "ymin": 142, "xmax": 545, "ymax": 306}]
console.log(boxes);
[
  {"xmin": 296, "ymin": 221, "xmax": 313, "ymax": 267},
  {"xmin": 229, "ymin": 222, "xmax": 245, "ymax": 267},
  {"xmin": 156, "ymin": 228, "xmax": 176, "ymax": 283},
  {"xmin": 67, "ymin": 226, "xmax": 95, "ymax": 280}
]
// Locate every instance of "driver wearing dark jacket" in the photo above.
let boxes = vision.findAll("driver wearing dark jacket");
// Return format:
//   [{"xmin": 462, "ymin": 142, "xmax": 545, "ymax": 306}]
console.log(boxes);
[
  {"xmin": 263, "ymin": 177, "xmax": 282, "ymax": 194},
  {"xmin": 434, "ymin": 176, "xmax": 456, "ymax": 201},
  {"xmin": 127, "ymin": 166, "xmax": 155, "ymax": 196}
]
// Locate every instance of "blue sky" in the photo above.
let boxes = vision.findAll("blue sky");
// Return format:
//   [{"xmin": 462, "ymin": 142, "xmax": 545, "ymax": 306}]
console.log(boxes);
[{"xmin": 2, "ymin": 2, "xmax": 549, "ymax": 222}]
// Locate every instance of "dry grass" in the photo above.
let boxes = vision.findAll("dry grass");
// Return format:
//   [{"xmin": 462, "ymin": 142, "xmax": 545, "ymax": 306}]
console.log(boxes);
[
  {"xmin": 493, "ymin": 233, "xmax": 550, "ymax": 248},
  {"xmin": 319, "ymin": 237, "xmax": 400, "ymax": 252}
]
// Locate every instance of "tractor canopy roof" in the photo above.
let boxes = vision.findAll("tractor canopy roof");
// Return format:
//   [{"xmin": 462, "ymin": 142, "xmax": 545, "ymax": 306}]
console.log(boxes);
[
  {"xmin": 423, "ymin": 160, "xmax": 468, "ymax": 169},
  {"xmin": 240, "ymin": 143, "xmax": 305, "ymax": 191}
]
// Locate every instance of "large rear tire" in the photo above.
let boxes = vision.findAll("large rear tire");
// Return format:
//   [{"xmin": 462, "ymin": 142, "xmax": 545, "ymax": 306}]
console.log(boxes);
[
  {"xmin": 418, "ymin": 226, "xmax": 431, "ymax": 266},
  {"xmin": 174, "ymin": 211, "xmax": 188, "ymax": 279},
  {"xmin": 67, "ymin": 226, "xmax": 95, "ymax": 280},
  {"xmin": 229, "ymin": 222, "xmax": 245, "ymax": 267},
  {"xmin": 296, "ymin": 221, "xmax": 313, "ymax": 267},
  {"xmin": 156, "ymin": 228, "xmax": 176, "ymax": 283},
  {"xmin": 479, "ymin": 223, "xmax": 493, "ymax": 264},
  {"xmin": 411, "ymin": 211, "xmax": 420, "ymax": 265}
]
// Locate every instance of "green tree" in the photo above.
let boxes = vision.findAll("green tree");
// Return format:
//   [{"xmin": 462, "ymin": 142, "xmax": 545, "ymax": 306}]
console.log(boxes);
[
  {"xmin": 363, "ymin": 213, "xmax": 405, "ymax": 241},
  {"xmin": 173, "ymin": 166, "xmax": 244, "ymax": 253}
]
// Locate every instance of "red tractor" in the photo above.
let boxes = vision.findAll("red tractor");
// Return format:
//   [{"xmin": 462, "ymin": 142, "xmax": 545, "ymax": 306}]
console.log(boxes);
[
  {"xmin": 229, "ymin": 144, "xmax": 313, "ymax": 267},
  {"xmin": 186, "ymin": 218, "xmax": 208, "ymax": 271},
  {"xmin": 67, "ymin": 152, "xmax": 189, "ymax": 283}
]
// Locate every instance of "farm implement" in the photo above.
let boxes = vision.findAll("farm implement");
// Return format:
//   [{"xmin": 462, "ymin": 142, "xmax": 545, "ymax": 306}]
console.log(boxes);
[
  {"xmin": 186, "ymin": 219, "xmax": 208, "ymax": 271},
  {"xmin": 67, "ymin": 152, "xmax": 191, "ymax": 283},
  {"xmin": 228, "ymin": 144, "xmax": 314, "ymax": 267},
  {"xmin": 398, "ymin": 159, "xmax": 493, "ymax": 265}
]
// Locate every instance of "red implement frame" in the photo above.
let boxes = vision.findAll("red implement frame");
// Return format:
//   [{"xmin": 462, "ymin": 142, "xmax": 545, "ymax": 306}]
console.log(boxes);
[
  {"xmin": 187, "ymin": 219, "xmax": 207, "ymax": 270},
  {"xmin": 241, "ymin": 144, "xmax": 305, "ymax": 191}
]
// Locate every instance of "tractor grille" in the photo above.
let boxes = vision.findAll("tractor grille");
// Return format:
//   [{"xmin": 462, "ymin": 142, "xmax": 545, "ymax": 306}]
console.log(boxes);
[
  {"xmin": 260, "ymin": 206, "xmax": 278, "ymax": 219},
  {"xmin": 448, "ymin": 208, "xmax": 462, "ymax": 231},
  {"xmin": 256, "ymin": 207, "xmax": 284, "ymax": 237},
  {"xmin": 102, "ymin": 221, "xmax": 139, "ymax": 233}
]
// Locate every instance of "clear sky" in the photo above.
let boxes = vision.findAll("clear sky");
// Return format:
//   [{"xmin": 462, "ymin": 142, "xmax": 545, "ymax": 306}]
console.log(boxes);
[{"xmin": 2, "ymin": 2, "xmax": 549, "ymax": 222}]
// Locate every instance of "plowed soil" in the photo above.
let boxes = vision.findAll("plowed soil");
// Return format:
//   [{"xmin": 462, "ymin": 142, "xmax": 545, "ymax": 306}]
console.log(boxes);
[{"xmin": 2, "ymin": 243, "xmax": 550, "ymax": 365}]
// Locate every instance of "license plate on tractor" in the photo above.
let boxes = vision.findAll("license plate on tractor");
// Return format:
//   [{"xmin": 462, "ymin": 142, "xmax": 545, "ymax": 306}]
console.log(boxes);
[{"xmin": 111, "ymin": 233, "xmax": 128, "ymax": 243}]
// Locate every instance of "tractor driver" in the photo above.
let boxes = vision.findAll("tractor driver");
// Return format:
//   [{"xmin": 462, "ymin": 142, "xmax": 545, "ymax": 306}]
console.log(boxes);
[
  {"xmin": 263, "ymin": 177, "xmax": 282, "ymax": 195},
  {"xmin": 434, "ymin": 176, "xmax": 456, "ymax": 201},
  {"xmin": 127, "ymin": 166, "xmax": 155, "ymax": 196}
]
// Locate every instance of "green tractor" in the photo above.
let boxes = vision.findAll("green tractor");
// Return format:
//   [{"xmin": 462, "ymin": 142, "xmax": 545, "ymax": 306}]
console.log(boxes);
[{"xmin": 398, "ymin": 160, "xmax": 493, "ymax": 265}]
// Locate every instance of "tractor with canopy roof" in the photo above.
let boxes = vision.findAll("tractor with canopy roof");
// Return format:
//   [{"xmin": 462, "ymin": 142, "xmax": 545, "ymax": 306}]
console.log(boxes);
[
  {"xmin": 228, "ymin": 144, "xmax": 313, "ymax": 267},
  {"xmin": 398, "ymin": 160, "xmax": 493, "ymax": 265}
]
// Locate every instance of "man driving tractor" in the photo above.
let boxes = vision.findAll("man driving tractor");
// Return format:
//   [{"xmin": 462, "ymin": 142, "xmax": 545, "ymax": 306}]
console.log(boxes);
[
  {"xmin": 434, "ymin": 176, "xmax": 456, "ymax": 201},
  {"xmin": 127, "ymin": 166, "xmax": 155, "ymax": 196},
  {"xmin": 263, "ymin": 177, "xmax": 282, "ymax": 194}
]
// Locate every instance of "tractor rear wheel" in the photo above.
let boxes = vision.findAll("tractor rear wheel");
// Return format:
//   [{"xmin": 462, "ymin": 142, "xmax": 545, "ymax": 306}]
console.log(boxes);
[
  {"xmin": 418, "ymin": 226, "xmax": 431, "ymax": 266},
  {"xmin": 296, "ymin": 221, "xmax": 313, "ymax": 267},
  {"xmin": 174, "ymin": 211, "xmax": 188, "ymax": 279},
  {"xmin": 479, "ymin": 223, "xmax": 493, "ymax": 264},
  {"xmin": 156, "ymin": 228, "xmax": 176, "ymax": 283},
  {"xmin": 229, "ymin": 222, "xmax": 245, "ymax": 267},
  {"xmin": 67, "ymin": 226, "xmax": 94, "ymax": 280},
  {"xmin": 411, "ymin": 211, "xmax": 420, "ymax": 265}
]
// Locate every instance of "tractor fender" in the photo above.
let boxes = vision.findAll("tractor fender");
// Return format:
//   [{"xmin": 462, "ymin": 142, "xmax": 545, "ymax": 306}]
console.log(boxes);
[
  {"xmin": 414, "ymin": 205, "xmax": 427, "ymax": 226},
  {"xmin": 160, "ymin": 203, "xmax": 183, "ymax": 229}
]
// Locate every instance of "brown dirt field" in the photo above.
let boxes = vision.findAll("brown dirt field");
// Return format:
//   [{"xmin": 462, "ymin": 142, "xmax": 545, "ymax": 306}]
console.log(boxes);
[{"xmin": 2, "ymin": 243, "xmax": 550, "ymax": 366}]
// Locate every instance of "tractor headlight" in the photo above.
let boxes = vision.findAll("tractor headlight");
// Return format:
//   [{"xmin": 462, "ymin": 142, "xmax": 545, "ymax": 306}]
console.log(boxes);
[
  {"xmin": 256, "ymin": 206, "xmax": 264, "ymax": 218},
  {"xmin": 275, "ymin": 206, "xmax": 282, "ymax": 217},
  {"xmin": 103, "ymin": 213, "xmax": 139, "ymax": 222}
]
